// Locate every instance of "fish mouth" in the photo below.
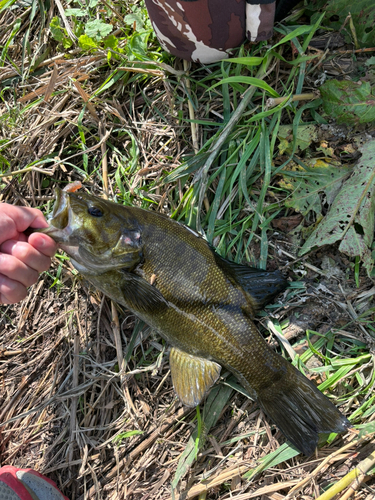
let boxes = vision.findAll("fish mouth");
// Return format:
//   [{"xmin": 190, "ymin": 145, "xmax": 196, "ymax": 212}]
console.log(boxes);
[
  {"xmin": 47, "ymin": 188, "xmax": 70, "ymax": 231},
  {"xmin": 38, "ymin": 188, "xmax": 77, "ymax": 248}
]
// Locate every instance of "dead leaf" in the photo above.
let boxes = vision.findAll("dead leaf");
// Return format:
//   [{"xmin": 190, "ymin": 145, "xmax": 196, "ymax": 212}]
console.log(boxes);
[{"xmin": 271, "ymin": 214, "xmax": 303, "ymax": 232}]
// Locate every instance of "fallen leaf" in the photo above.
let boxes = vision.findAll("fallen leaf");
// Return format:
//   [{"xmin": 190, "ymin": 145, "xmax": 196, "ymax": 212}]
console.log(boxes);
[
  {"xmin": 308, "ymin": 0, "xmax": 375, "ymax": 47},
  {"xmin": 271, "ymin": 214, "xmax": 303, "ymax": 232},
  {"xmin": 278, "ymin": 124, "xmax": 319, "ymax": 154},
  {"xmin": 299, "ymin": 139, "xmax": 375, "ymax": 274},
  {"xmin": 279, "ymin": 158, "xmax": 350, "ymax": 216},
  {"xmin": 320, "ymin": 79, "xmax": 375, "ymax": 126}
]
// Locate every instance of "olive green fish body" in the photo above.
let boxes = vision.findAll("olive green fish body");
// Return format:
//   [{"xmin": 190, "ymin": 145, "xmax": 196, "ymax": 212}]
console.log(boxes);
[
  {"xmin": 81, "ymin": 207, "xmax": 285, "ymax": 396},
  {"xmin": 42, "ymin": 189, "xmax": 351, "ymax": 455}
]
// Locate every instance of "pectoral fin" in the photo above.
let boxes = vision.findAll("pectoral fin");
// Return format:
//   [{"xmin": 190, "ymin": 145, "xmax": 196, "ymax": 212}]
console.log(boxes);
[
  {"xmin": 121, "ymin": 271, "xmax": 168, "ymax": 313},
  {"xmin": 169, "ymin": 347, "xmax": 221, "ymax": 407}
]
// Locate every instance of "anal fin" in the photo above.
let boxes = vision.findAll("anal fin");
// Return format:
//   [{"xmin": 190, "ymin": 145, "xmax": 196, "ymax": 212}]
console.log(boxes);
[{"xmin": 169, "ymin": 347, "xmax": 221, "ymax": 407}]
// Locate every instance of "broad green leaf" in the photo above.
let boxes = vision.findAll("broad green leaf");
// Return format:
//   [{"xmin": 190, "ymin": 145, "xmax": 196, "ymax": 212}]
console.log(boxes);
[
  {"xmin": 126, "ymin": 31, "xmax": 152, "ymax": 60},
  {"xmin": 104, "ymin": 34, "xmax": 119, "ymax": 50},
  {"xmin": 365, "ymin": 56, "xmax": 375, "ymax": 67},
  {"xmin": 78, "ymin": 34, "xmax": 98, "ymax": 50},
  {"xmin": 279, "ymin": 159, "xmax": 350, "ymax": 216},
  {"xmin": 50, "ymin": 16, "xmax": 72, "ymax": 48},
  {"xmin": 64, "ymin": 8, "xmax": 87, "ymax": 17},
  {"xmin": 124, "ymin": 13, "xmax": 145, "ymax": 30},
  {"xmin": 85, "ymin": 19, "xmax": 112, "ymax": 41},
  {"xmin": 308, "ymin": 0, "xmax": 375, "ymax": 47},
  {"xmin": 278, "ymin": 124, "xmax": 319, "ymax": 154},
  {"xmin": 320, "ymin": 80, "xmax": 375, "ymax": 126},
  {"xmin": 50, "ymin": 17, "xmax": 64, "ymax": 42},
  {"xmin": 300, "ymin": 139, "xmax": 375, "ymax": 274},
  {"xmin": 339, "ymin": 227, "xmax": 373, "ymax": 274}
]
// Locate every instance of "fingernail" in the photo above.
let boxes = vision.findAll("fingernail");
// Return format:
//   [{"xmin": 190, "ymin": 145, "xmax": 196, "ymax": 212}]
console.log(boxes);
[{"xmin": 36, "ymin": 235, "xmax": 46, "ymax": 248}]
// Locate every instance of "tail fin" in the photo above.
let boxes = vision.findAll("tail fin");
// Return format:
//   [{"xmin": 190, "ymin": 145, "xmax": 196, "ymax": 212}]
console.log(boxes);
[{"xmin": 257, "ymin": 364, "xmax": 351, "ymax": 455}]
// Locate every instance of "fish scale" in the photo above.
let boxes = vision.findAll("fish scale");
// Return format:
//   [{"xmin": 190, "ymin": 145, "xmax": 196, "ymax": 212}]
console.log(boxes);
[{"xmin": 39, "ymin": 187, "xmax": 352, "ymax": 455}]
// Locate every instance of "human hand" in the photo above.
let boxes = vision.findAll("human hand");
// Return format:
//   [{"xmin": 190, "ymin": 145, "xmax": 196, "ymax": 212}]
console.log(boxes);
[{"xmin": 0, "ymin": 204, "xmax": 57, "ymax": 304}]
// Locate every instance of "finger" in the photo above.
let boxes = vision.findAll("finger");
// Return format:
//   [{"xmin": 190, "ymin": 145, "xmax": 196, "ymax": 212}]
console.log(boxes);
[
  {"xmin": 28, "ymin": 232, "xmax": 58, "ymax": 258},
  {"xmin": 0, "ymin": 274, "xmax": 27, "ymax": 304},
  {"xmin": 18, "ymin": 233, "xmax": 28, "ymax": 242},
  {"xmin": 0, "ymin": 240, "xmax": 52, "ymax": 273},
  {"xmin": 0, "ymin": 253, "xmax": 39, "ymax": 287},
  {"xmin": 29, "ymin": 211, "xmax": 50, "ymax": 228},
  {"xmin": 0, "ymin": 205, "xmax": 49, "ymax": 246}
]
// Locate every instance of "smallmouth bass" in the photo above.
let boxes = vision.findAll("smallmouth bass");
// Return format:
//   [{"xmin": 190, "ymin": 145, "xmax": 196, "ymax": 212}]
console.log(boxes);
[{"xmin": 40, "ymin": 187, "xmax": 351, "ymax": 455}]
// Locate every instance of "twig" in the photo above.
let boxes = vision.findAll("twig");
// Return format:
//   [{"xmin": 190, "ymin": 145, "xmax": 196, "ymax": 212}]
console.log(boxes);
[
  {"xmin": 101, "ymin": 0, "xmax": 126, "ymax": 24},
  {"xmin": 117, "ymin": 66, "xmax": 164, "ymax": 77},
  {"xmin": 286, "ymin": 437, "xmax": 364, "ymax": 497},
  {"xmin": 0, "ymin": 166, "xmax": 55, "ymax": 179},
  {"xmin": 334, "ymin": 47, "xmax": 375, "ymax": 54},
  {"xmin": 86, "ymin": 404, "xmax": 192, "ymax": 497},
  {"xmin": 54, "ymin": 0, "xmax": 77, "ymax": 41},
  {"xmin": 111, "ymin": 302, "xmax": 124, "ymax": 383},
  {"xmin": 43, "ymin": 63, "xmax": 59, "ymax": 103},
  {"xmin": 72, "ymin": 79, "xmax": 99, "ymax": 123},
  {"xmin": 99, "ymin": 121, "xmax": 109, "ymax": 197},
  {"xmin": 339, "ymin": 475, "xmax": 371, "ymax": 500},
  {"xmin": 183, "ymin": 60, "xmax": 199, "ymax": 155},
  {"xmin": 68, "ymin": 308, "xmax": 81, "ymax": 468},
  {"xmin": 265, "ymin": 319, "xmax": 296, "ymax": 359},
  {"xmin": 0, "ymin": 52, "xmax": 102, "ymax": 84},
  {"xmin": 267, "ymin": 92, "xmax": 317, "ymax": 108},
  {"xmin": 316, "ymin": 448, "xmax": 375, "ymax": 500}
]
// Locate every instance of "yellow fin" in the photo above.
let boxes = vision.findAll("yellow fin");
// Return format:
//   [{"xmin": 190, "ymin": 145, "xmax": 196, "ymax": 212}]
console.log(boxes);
[{"xmin": 169, "ymin": 347, "xmax": 221, "ymax": 407}]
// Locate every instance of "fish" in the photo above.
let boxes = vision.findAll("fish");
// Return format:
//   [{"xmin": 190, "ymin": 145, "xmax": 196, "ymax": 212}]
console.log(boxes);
[{"xmin": 39, "ymin": 187, "xmax": 351, "ymax": 455}]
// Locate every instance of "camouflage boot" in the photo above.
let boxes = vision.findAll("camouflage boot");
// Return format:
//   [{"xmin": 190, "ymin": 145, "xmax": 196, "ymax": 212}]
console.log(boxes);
[{"xmin": 144, "ymin": 0, "xmax": 275, "ymax": 63}]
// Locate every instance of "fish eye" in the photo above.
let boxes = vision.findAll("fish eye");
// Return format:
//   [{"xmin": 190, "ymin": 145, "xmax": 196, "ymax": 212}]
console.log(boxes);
[{"xmin": 88, "ymin": 207, "xmax": 104, "ymax": 217}]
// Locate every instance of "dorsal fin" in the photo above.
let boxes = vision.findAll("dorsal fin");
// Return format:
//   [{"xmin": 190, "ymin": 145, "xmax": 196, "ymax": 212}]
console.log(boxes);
[{"xmin": 212, "ymin": 251, "xmax": 288, "ymax": 313}]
